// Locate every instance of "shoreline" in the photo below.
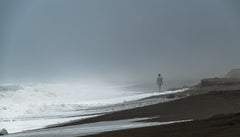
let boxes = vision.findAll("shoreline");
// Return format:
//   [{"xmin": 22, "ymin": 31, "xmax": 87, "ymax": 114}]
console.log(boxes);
[
  {"xmin": 78, "ymin": 88, "xmax": 240, "ymax": 137},
  {"xmin": 81, "ymin": 112, "xmax": 240, "ymax": 137},
  {"xmin": 52, "ymin": 88, "xmax": 240, "ymax": 128},
  {"xmin": 5, "ymin": 80, "xmax": 240, "ymax": 137}
]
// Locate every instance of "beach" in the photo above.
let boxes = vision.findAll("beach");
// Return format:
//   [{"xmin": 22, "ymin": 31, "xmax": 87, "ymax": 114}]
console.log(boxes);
[
  {"xmin": 3, "ymin": 78, "xmax": 240, "ymax": 137},
  {"xmin": 61, "ymin": 78, "xmax": 240, "ymax": 137},
  {"xmin": 2, "ymin": 0, "xmax": 240, "ymax": 136},
  {"xmin": 82, "ymin": 112, "xmax": 240, "ymax": 137}
]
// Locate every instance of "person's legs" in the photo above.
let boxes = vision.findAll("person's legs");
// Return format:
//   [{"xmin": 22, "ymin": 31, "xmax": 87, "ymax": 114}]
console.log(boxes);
[{"xmin": 158, "ymin": 84, "xmax": 161, "ymax": 92}]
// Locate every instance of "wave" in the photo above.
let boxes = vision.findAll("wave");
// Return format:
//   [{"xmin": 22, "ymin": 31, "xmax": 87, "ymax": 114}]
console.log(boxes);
[{"xmin": 0, "ymin": 83, "xmax": 188, "ymax": 121}]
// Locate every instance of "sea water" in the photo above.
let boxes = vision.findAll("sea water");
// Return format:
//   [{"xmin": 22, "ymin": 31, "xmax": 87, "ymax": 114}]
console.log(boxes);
[
  {"xmin": 6, "ymin": 118, "xmax": 192, "ymax": 137},
  {"xmin": 0, "ymin": 82, "xmax": 188, "ymax": 134}
]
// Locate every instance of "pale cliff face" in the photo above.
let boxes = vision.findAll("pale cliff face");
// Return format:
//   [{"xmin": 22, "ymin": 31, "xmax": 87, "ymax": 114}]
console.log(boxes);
[{"xmin": 226, "ymin": 69, "xmax": 240, "ymax": 78}]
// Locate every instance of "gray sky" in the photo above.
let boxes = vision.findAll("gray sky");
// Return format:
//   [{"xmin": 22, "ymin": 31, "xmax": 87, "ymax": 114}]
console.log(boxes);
[{"xmin": 0, "ymin": 0, "xmax": 240, "ymax": 83}]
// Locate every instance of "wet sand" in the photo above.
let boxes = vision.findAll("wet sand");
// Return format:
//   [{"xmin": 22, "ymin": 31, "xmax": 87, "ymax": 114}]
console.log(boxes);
[
  {"xmin": 55, "ymin": 88, "xmax": 240, "ymax": 127},
  {"xmin": 78, "ymin": 88, "xmax": 240, "ymax": 137},
  {"xmin": 83, "ymin": 112, "xmax": 240, "ymax": 137},
  {"xmin": 7, "ymin": 87, "xmax": 240, "ymax": 137},
  {"xmin": 31, "ymin": 78, "xmax": 240, "ymax": 137}
]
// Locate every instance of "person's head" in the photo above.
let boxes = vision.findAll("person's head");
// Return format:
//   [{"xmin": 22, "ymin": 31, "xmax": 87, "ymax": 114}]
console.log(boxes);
[{"xmin": 158, "ymin": 74, "xmax": 161, "ymax": 77}]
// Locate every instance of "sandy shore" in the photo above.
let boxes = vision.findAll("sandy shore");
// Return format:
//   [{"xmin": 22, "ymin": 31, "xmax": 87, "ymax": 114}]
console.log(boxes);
[
  {"xmin": 82, "ymin": 112, "xmax": 240, "ymax": 137},
  {"xmin": 7, "ymin": 78, "xmax": 240, "ymax": 137},
  {"xmin": 55, "ymin": 88, "xmax": 240, "ymax": 127},
  {"xmin": 76, "ymin": 88, "xmax": 240, "ymax": 137},
  {"xmin": 41, "ymin": 78, "xmax": 238, "ymax": 137}
]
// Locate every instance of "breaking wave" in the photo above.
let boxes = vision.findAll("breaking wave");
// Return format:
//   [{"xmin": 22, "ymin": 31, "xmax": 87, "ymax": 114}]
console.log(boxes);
[{"xmin": 0, "ymin": 83, "xmax": 188, "ymax": 121}]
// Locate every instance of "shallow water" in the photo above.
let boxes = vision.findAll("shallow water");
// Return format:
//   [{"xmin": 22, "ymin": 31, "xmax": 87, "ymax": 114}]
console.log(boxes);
[{"xmin": 6, "ymin": 118, "xmax": 191, "ymax": 137}]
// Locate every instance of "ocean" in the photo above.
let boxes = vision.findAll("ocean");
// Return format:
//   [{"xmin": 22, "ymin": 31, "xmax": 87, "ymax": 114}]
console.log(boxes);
[{"xmin": 0, "ymin": 82, "xmax": 188, "ymax": 134}]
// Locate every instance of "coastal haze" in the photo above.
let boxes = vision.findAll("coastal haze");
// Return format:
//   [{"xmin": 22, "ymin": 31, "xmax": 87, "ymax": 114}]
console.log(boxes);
[
  {"xmin": 1, "ymin": 0, "xmax": 240, "ymax": 136},
  {"xmin": 0, "ymin": 0, "xmax": 240, "ymax": 84}
]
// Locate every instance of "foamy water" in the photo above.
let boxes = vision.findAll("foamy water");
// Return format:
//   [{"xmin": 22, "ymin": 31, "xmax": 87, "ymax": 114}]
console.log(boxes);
[
  {"xmin": 0, "ymin": 83, "xmax": 136, "ymax": 120},
  {"xmin": 0, "ymin": 82, "xmax": 188, "ymax": 133}
]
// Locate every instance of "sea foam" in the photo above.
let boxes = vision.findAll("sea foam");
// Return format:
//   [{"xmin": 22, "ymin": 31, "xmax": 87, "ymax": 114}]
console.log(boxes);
[
  {"xmin": 0, "ymin": 82, "xmax": 188, "ymax": 121},
  {"xmin": 0, "ymin": 82, "xmax": 189, "ymax": 134}
]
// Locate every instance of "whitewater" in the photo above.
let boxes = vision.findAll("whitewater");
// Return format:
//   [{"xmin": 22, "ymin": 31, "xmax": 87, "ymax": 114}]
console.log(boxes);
[{"xmin": 0, "ymin": 82, "xmax": 188, "ymax": 134}]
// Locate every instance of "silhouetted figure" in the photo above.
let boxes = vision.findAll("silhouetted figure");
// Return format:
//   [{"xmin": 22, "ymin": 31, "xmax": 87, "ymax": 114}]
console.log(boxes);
[{"xmin": 156, "ymin": 74, "xmax": 163, "ymax": 92}]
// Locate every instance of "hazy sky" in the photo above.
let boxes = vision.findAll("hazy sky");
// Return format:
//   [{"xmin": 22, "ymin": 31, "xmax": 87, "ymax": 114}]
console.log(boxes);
[{"xmin": 0, "ymin": 0, "xmax": 240, "ymax": 83}]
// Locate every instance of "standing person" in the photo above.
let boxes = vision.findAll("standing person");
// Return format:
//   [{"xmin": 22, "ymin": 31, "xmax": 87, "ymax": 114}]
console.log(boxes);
[{"xmin": 156, "ymin": 74, "xmax": 163, "ymax": 92}]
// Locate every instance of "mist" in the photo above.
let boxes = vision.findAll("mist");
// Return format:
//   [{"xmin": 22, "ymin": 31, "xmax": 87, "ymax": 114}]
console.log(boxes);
[{"xmin": 1, "ymin": 0, "xmax": 240, "ymax": 84}]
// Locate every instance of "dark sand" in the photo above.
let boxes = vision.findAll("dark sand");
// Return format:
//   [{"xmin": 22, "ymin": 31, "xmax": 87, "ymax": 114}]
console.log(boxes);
[
  {"xmin": 79, "ymin": 89, "xmax": 240, "ymax": 137},
  {"xmin": 55, "ymin": 89, "xmax": 240, "ymax": 127},
  {"xmin": 83, "ymin": 112, "xmax": 240, "ymax": 137},
  {"xmin": 48, "ymin": 79, "xmax": 240, "ymax": 137}
]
